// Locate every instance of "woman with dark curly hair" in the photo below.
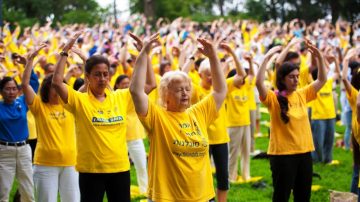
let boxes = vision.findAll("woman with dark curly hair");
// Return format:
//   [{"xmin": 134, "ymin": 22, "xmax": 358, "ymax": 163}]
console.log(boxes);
[{"xmin": 256, "ymin": 41, "xmax": 327, "ymax": 202}]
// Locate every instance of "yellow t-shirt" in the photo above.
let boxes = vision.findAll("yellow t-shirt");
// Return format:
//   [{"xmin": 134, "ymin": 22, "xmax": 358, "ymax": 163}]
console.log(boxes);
[
  {"xmin": 192, "ymin": 84, "xmax": 229, "ymax": 145},
  {"xmin": 226, "ymin": 78, "xmax": 252, "ymax": 127},
  {"xmin": 246, "ymin": 77, "xmax": 257, "ymax": 110},
  {"xmin": 347, "ymin": 87, "xmax": 360, "ymax": 145},
  {"xmin": 65, "ymin": 85, "xmax": 133, "ymax": 173},
  {"xmin": 261, "ymin": 84, "xmax": 317, "ymax": 155},
  {"xmin": 126, "ymin": 108, "xmax": 146, "ymax": 141},
  {"xmin": 311, "ymin": 78, "xmax": 336, "ymax": 120},
  {"xmin": 139, "ymin": 95, "xmax": 218, "ymax": 202},
  {"xmin": 299, "ymin": 53, "xmax": 311, "ymax": 89},
  {"xmin": 27, "ymin": 111, "xmax": 37, "ymax": 140},
  {"xmin": 149, "ymin": 74, "xmax": 161, "ymax": 105},
  {"xmin": 29, "ymin": 95, "xmax": 76, "ymax": 166}
]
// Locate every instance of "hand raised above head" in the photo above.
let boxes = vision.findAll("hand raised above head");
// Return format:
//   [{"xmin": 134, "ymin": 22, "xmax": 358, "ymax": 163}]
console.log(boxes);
[
  {"xmin": 63, "ymin": 32, "xmax": 82, "ymax": 52},
  {"xmin": 197, "ymin": 38, "xmax": 216, "ymax": 58}
]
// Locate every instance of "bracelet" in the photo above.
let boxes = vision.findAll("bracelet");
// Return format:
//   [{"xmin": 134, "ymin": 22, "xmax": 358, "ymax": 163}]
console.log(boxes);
[{"xmin": 60, "ymin": 51, "xmax": 69, "ymax": 57}]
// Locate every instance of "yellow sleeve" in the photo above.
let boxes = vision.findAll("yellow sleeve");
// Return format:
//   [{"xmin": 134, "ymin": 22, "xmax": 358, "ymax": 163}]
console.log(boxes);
[
  {"xmin": 300, "ymin": 84, "xmax": 317, "ymax": 102},
  {"xmin": 190, "ymin": 94, "xmax": 219, "ymax": 126},
  {"xmin": 346, "ymin": 86, "xmax": 358, "ymax": 108},
  {"xmin": 64, "ymin": 84, "xmax": 81, "ymax": 113},
  {"xmin": 260, "ymin": 90, "xmax": 276, "ymax": 109},
  {"xmin": 28, "ymin": 94, "xmax": 41, "ymax": 115},
  {"xmin": 138, "ymin": 99, "xmax": 158, "ymax": 135}
]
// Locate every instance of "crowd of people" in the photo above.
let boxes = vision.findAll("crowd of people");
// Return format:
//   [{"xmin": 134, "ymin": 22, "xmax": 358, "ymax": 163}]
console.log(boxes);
[{"xmin": 0, "ymin": 14, "xmax": 360, "ymax": 202}]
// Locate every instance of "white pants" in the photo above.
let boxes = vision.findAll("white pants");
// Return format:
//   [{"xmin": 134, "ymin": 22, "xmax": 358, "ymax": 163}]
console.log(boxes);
[
  {"xmin": 0, "ymin": 144, "xmax": 34, "ymax": 202},
  {"xmin": 127, "ymin": 139, "xmax": 148, "ymax": 194},
  {"xmin": 33, "ymin": 165, "xmax": 80, "ymax": 202},
  {"xmin": 228, "ymin": 126, "xmax": 251, "ymax": 181}
]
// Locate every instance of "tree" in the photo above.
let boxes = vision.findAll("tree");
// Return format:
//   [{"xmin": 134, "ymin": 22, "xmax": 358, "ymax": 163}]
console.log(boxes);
[{"xmin": 3, "ymin": 0, "xmax": 109, "ymax": 27}]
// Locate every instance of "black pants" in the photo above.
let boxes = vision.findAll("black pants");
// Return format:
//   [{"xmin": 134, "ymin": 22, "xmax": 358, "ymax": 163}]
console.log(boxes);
[
  {"xmin": 270, "ymin": 152, "xmax": 312, "ymax": 202},
  {"xmin": 209, "ymin": 143, "xmax": 229, "ymax": 190},
  {"xmin": 79, "ymin": 171, "xmax": 130, "ymax": 202}
]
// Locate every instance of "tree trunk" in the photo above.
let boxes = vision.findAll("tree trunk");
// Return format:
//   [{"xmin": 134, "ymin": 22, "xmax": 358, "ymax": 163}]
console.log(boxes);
[
  {"xmin": 329, "ymin": 0, "xmax": 340, "ymax": 24},
  {"xmin": 218, "ymin": 0, "xmax": 224, "ymax": 16},
  {"xmin": 144, "ymin": 0, "xmax": 155, "ymax": 21}
]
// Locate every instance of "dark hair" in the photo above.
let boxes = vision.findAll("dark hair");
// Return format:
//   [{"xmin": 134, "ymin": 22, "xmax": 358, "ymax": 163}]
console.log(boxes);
[
  {"xmin": 276, "ymin": 62, "xmax": 300, "ymax": 124},
  {"xmin": 44, "ymin": 63, "xmax": 54, "ymax": 72},
  {"xmin": 0, "ymin": 77, "xmax": 18, "ymax": 91},
  {"xmin": 227, "ymin": 68, "xmax": 237, "ymax": 78},
  {"xmin": 73, "ymin": 78, "xmax": 85, "ymax": 91},
  {"xmin": 284, "ymin": 51, "xmax": 300, "ymax": 62},
  {"xmin": 114, "ymin": 74, "xmax": 129, "ymax": 90},
  {"xmin": 159, "ymin": 60, "xmax": 171, "ymax": 76},
  {"xmin": 350, "ymin": 61, "xmax": 360, "ymax": 90},
  {"xmin": 311, "ymin": 68, "xmax": 318, "ymax": 81},
  {"xmin": 40, "ymin": 74, "xmax": 54, "ymax": 103},
  {"xmin": 194, "ymin": 58, "xmax": 205, "ymax": 71},
  {"xmin": 84, "ymin": 55, "xmax": 110, "ymax": 74}
]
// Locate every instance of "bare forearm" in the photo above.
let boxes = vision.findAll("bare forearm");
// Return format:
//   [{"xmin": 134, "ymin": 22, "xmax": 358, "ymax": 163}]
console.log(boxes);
[
  {"xmin": 317, "ymin": 56, "xmax": 327, "ymax": 82},
  {"xmin": 230, "ymin": 52, "xmax": 246, "ymax": 77},
  {"xmin": 130, "ymin": 50, "xmax": 148, "ymax": 94},
  {"xmin": 209, "ymin": 54, "xmax": 226, "ymax": 93},
  {"xmin": 53, "ymin": 56, "xmax": 68, "ymax": 87}
]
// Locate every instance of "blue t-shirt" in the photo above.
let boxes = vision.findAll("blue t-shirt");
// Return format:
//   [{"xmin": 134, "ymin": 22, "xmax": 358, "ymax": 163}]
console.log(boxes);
[
  {"xmin": 0, "ymin": 70, "xmax": 39, "ymax": 142},
  {"xmin": 0, "ymin": 95, "xmax": 29, "ymax": 142}
]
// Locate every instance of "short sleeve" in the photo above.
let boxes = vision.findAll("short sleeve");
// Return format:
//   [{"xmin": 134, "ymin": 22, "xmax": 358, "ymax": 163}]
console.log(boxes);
[
  {"xmin": 190, "ymin": 94, "xmax": 219, "ymax": 126},
  {"xmin": 64, "ymin": 84, "xmax": 81, "ymax": 113},
  {"xmin": 299, "ymin": 83, "xmax": 317, "ymax": 102},
  {"xmin": 346, "ymin": 86, "xmax": 358, "ymax": 108},
  {"xmin": 28, "ymin": 95, "xmax": 41, "ymax": 115},
  {"xmin": 260, "ymin": 89, "xmax": 276, "ymax": 108},
  {"xmin": 138, "ymin": 98, "xmax": 158, "ymax": 135}
]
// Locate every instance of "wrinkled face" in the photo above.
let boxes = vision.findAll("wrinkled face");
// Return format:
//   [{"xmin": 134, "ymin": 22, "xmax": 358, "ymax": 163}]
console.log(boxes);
[
  {"xmin": 166, "ymin": 76, "xmax": 191, "ymax": 112},
  {"xmin": 86, "ymin": 63, "xmax": 109, "ymax": 94},
  {"xmin": 284, "ymin": 69, "xmax": 299, "ymax": 92},
  {"xmin": 200, "ymin": 68, "xmax": 212, "ymax": 88},
  {"xmin": 116, "ymin": 78, "xmax": 130, "ymax": 89},
  {"xmin": 1, "ymin": 80, "xmax": 18, "ymax": 103}
]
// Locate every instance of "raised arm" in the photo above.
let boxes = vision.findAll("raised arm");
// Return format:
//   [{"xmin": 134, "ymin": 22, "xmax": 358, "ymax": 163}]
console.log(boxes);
[
  {"xmin": 256, "ymin": 46, "xmax": 282, "ymax": 99},
  {"xmin": 129, "ymin": 33, "xmax": 159, "ymax": 116},
  {"xmin": 52, "ymin": 32, "xmax": 81, "ymax": 103},
  {"xmin": 220, "ymin": 43, "xmax": 246, "ymax": 77},
  {"xmin": 22, "ymin": 44, "xmax": 47, "ymax": 105},
  {"xmin": 197, "ymin": 38, "xmax": 227, "ymax": 110},
  {"xmin": 275, "ymin": 37, "xmax": 302, "ymax": 70},
  {"xmin": 342, "ymin": 48, "xmax": 357, "ymax": 94},
  {"xmin": 244, "ymin": 53, "xmax": 255, "ymax": 82},
  {"xmin": 307, "ymin": 40, "xmax": 327, "ymax": 92}
]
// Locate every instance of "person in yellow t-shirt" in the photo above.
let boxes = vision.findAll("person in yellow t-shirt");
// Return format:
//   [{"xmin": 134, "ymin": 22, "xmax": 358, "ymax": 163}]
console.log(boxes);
[
  {"xmin": 220, "ymin": 44, "xmax": 255, "ymax": 183},
  {"xmin": 130, "ymin": 34, "xmax": 227, "ymax": 202},
  {"xmin": 256, "ymin": 41, "xmax": 327, "ymax": 202},
  {"xmin": 52, "ymin": 33, "xmax": 155, "ymax": 202},
  {"xmin": 113, "ymin": 74, "xmax": 148, "ymax": 195},
  {"xmin": 189, "ymin": 57, "xmax": 231, "ymax": 202},
  {"xmin": 341, "ymin": 48, "xmax": 360, "ymax": 193},
  {"xmin": 310, "ymin": 54, "xmax": 340, "ymax": 163},
  {"xmin": 22, "ymin": 45, "xmax": 79, "ymax": 202}
]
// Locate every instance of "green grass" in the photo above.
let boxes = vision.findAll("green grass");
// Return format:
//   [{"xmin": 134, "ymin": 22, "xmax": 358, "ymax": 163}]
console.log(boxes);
[{"xmin": 9, "ymin": 111, "xmax": 355, "ymax": 201}]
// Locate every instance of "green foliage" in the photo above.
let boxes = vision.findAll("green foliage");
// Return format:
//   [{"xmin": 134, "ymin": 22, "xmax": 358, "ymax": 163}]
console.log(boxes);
[{"xmin": 2, "ymin": 0, "xmax": 109, "ymax": 27}]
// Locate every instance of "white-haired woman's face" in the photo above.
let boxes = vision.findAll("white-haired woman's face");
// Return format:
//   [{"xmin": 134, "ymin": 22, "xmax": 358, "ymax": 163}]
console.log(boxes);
[{"xmin": 166, "ymin": 76, "xmax": 191, "ymax": 112}]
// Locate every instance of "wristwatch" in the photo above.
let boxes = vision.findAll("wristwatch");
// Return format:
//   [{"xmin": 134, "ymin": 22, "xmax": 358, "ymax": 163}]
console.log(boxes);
[{"xmin": 60, "ymin": 51, "xmax": 69, "ymax": 57}]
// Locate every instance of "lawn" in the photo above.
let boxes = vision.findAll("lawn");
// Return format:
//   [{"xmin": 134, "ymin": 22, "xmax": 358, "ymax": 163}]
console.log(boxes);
[{"xmin": 9, "ymin": 110, "xmax": 355, "ymax": 202}]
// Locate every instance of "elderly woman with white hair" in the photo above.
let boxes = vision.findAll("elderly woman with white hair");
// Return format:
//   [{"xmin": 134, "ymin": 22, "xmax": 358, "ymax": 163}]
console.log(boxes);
[{"xmin": 129, "ymin": 33, "xmax": 227, "ymax": 201}]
